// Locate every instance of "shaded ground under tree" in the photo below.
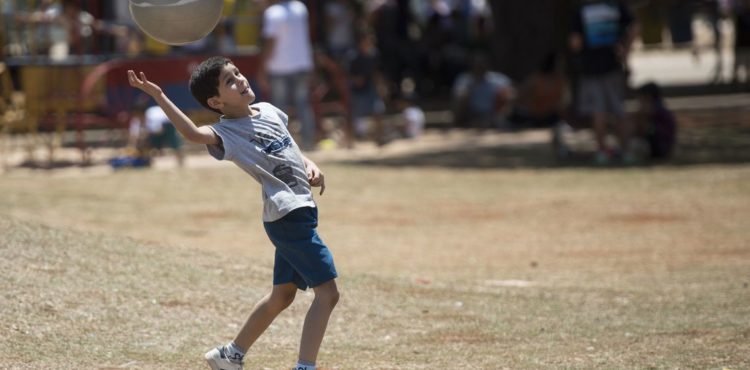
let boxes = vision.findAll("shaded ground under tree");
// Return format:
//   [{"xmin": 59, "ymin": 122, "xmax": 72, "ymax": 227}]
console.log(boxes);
[{"xmin": 346, "ymin": 105, "xmax": 750, "ymax": 169}]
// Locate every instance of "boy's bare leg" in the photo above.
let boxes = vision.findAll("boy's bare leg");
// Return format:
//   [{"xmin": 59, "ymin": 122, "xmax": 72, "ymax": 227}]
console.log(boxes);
[
  {"xmin": 298, "ymin": 279, "xmax": 340, "ymax": 365},
  {"xmin": 233, "ymin": 282, "xmax": 298, "ymax": 351}
]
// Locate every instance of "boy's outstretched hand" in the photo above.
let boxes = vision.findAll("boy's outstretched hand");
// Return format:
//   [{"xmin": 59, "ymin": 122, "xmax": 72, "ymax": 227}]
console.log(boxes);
[{"xmin": 127, "ymin": 70, "xmax": 162, "ymax": 97}]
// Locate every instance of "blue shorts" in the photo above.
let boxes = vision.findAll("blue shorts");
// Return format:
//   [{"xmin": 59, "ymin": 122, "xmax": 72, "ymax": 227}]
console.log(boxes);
[{"xmin": 263, "ymin": 207, "xmax": 337, "ymax": 290}]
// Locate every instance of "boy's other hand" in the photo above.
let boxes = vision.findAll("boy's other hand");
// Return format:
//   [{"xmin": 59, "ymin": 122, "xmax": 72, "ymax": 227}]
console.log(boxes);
[
  {"xmin": 306, "ymin": 163, "xmax": 325, "ymax": 195},
  {"xmin": 127, "ymin": 70, "xmax": 163, "ymax": 97}
]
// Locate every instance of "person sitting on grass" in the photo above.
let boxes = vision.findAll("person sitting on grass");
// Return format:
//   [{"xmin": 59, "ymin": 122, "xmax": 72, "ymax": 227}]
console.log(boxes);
[
  {"xmin": 128, "ymin": 99, "xmax": 185, "ymax": 168},
  {"xmin": 127, "ymin": 56, "xmax": 339, "ymax": 370},
  {"xmin": 451, "ymin": 53, "xmax": 514, "ymax": 129},
  {"xmin": 634, "ymin": 82, "xmax": 677, "ymax": 160}
]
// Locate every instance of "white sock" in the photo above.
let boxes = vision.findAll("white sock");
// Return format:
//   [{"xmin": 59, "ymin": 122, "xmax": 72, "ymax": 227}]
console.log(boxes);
[
  {"xmin": 225, "ymin": 341, "xmax": 245, "ymax": 362},
  {"xmin": 294, "ymin": 362, "xmax": 315, "ymax": 370}
]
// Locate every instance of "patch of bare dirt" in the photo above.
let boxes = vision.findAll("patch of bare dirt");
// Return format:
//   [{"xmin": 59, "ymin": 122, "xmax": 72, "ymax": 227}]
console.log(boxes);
[{"xmin": 605, "ymin": 212, "xmax": 687, "ymax": 224}]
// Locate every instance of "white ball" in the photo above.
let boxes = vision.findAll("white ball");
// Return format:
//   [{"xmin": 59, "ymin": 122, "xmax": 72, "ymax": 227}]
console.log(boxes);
[{"xmin": 129, "ymin": 0, "xmax": 224, "ymax": 45}]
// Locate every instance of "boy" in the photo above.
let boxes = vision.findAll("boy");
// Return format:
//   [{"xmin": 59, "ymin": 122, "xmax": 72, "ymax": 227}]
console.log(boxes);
[{"xmin": 127, "ymin": 56, "xmax": 339, "ymax": 370}]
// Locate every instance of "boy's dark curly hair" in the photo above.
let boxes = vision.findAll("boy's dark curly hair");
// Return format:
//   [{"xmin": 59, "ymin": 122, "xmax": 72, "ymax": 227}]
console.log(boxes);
[{"xmin": 189, "ymin": 56, "xmax": 233, "ymax": 114}]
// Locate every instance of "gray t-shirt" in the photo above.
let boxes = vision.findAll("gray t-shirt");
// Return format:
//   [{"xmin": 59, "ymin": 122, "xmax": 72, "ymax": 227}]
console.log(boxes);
[{"xmin": 206, "ymin": 102, "xmax": 315, "ymax": 222}]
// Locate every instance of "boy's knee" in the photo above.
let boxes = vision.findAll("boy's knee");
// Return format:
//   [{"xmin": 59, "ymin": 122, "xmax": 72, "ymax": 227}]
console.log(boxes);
[
  {"xmin": 327, "ymin": 288, "xmax": 340, "ymax": 307},
  {"xmin": 269, "ymin": 289, "xmax": 296, "ymax": 311},
  {"xmin": 330, "ymin": 289, "xmax": 340, "ymax": 307},
  {"xmin": 315, "ymin": 283, "xmax": 340, "ymax": 308}
]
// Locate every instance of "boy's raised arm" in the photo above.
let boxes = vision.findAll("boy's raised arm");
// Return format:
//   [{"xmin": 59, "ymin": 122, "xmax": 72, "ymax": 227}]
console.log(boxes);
[{"xmin": 127, "ymin": 70, "xmax": 218, "ymax": 145}]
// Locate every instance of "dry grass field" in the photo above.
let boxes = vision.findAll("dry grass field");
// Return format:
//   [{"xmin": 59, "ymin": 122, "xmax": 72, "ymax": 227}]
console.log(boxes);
[{"xmin": 1, "ymin": 119, "xmax": 750, "ymax": 369}]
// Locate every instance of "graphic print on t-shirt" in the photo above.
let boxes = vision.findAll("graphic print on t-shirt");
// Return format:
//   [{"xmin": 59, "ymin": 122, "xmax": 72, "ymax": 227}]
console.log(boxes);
[
  {"xmin": 206, "ymin": 102, "xmax": 316, "ymax": 222},
  {"xmin": 272, "ymin": 164, "xmax": 298, "ymax": 188},
  {"xmin": 252, "ymin": 127, "xmax": 293, "ymax": 155},
  {"xmin": 582, "ymin": 3, "xmax": 621, "ymax": 48},
  {"xmin": 248, "ymin": 118, "xmax": 298, "ymax": 188}
]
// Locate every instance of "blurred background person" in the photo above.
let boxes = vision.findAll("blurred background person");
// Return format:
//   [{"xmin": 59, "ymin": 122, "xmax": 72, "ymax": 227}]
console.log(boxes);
[
  {"xmin": 323, "ymin": 0, "xmax": 355, "ymax": 60},
  {"xmin": 369, "ymin": 0, "xmax": 418, "ymax": 102},
  {"xmin": 420, "ymin": 0, "xmax": 467, "ymax": 97},
  {"xmin": 18, "ymin": 0, "xmax": 129, "ymax": 59},
  {"xmin": 569, "ymin": 0, "xmax": 637, "ymax": 164},
  {"xmin": 510, "ymin": 52, "xmax": 569, "ymax": 129},
  {"xmin": 345, "ymin": 29, "xmax": 388, "ymax": 145},
  {"xmin": 733, "ymin": 0, "xmax": 750, "ymax": 87},
  {"xmin": 130, "ymin": 102, "xmax": 184, "ymax": 168},
  {"xmin": 259, "ymin": 0, "xmax": 317, "ymax": 150},
  {"xmin": 146, "ymin": 103, "xmax": 184, "ymax": 168},
  {"xmin": 509, "ymin": 52, "xmax": 572, "ymax": 158},
  {"xmin": 451, "ymin": 52, "xmax": 513, "ymax": 129},
  {"xmin": 634, "ymin": 82, "xmax": 677, "ymax": 161},
  {"xmin": 57, "ymin": 0, "xmax": 123, "ymax": 55}
]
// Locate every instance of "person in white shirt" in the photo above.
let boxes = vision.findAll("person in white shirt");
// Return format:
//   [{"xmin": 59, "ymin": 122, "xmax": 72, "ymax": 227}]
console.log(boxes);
[
  {"xmin": 128, "ymin": 102, "xmax": 184, "ymax": 167},
  {"xmin": 451, "ymin": 53, "xmax": 514, "ymax": 129},
  {"xmin": 258, "ymin": 0, "xmax": 317, "ymax": 150}
]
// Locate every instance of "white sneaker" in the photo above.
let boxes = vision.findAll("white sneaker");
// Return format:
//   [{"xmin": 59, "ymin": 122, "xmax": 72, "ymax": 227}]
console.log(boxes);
[{"xmin": 205, "ymin": 346, "xmax": 243, "ymax": 370}]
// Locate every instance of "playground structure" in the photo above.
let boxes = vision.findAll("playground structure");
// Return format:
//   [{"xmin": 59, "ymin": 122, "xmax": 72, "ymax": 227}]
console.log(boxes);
[{"xmin": 0, "ymin": 53, "xmax": 352, "ymax": 171}]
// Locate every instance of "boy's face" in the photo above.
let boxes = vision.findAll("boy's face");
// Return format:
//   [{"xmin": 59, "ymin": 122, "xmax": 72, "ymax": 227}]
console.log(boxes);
[{"xmin": 208, "ymin": 63, "xmax": 255, "ymax": 113}]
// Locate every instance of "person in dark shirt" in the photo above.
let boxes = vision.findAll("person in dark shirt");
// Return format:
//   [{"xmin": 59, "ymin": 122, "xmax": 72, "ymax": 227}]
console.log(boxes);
[
  {"xmin": 635, "ymin": 82, "xmax": 677, "ymax": 160},
  {"xmin": 570, "ymin": 0, "xmax": 637, "ymax": 164},
  {"xmin": 346, "ymin": 30, "xmax": 387, "ymax": 144},
  {"xmin": 733, "ymin": 0, "xmax": 750, "ymax": 86}
]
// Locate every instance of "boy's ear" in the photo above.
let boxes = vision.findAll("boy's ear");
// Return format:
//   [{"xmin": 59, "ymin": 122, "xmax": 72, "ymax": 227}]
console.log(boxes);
[{"xmin": 207, "ymin": 96, "xmax": 222, "ymax": 110}]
